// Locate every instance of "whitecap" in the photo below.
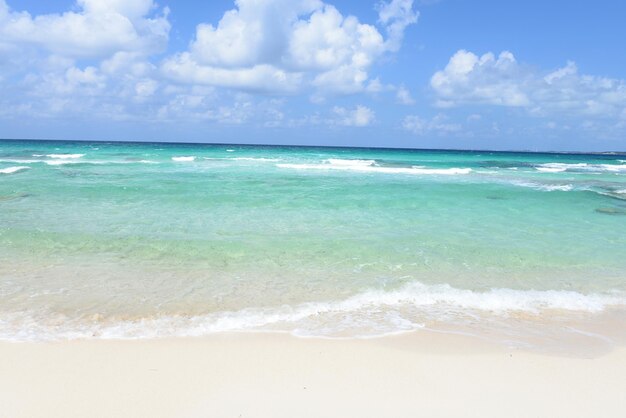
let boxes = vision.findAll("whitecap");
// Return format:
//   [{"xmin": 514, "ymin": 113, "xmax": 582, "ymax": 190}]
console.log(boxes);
[
  {"xmin": 172, "ymin": 156, "xmax": 196, "ymax": 162},
  {"xmin": 45, "ymin": 160, "xmax": 81, "ymax": 166},
  {"xmin": 537, "ymin": 162, "xmax": 626, "ymax": 173},
  {"xmin": 204, "ymin": 157, "xmax": 281, "ymax": 162},
  {"xmin": 536, "ymin": 167, "xmax": 567, "ymax": 173},
  {"xmin": 231, "ymin": 157, "xmax": 281, "ymax": 162},
  {"xmin": 325, "ymin": 158, "xmax": 376, "ymax": 167},
  {"xmin": 46, "ymin": 153, "xmax": 85, "ymax": 159},
  {"xmin": 0, "ymin": 166, "xmax": 30, "ymax": 174},
  {"xmin": 0, "ymin": 158, "xmax": 40, "ymax": 164},
  {"xmin": 277, "ymin": 160, "xmax": 471, "ymax": 175},
  {"xmin": 512, "ymin": 180, "xmax": 574, "ymax": 192}
]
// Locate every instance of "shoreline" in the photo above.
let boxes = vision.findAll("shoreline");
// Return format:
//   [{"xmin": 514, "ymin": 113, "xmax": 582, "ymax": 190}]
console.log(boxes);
[{"xmin": 1, "ymin": 331, "xmax": 625, "ymax": 418}]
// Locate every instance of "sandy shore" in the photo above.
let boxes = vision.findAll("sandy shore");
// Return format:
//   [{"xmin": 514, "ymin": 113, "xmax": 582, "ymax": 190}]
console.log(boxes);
[{"xmin": 0, "ymin": 332, "xmax": 624, "ymax": 418}]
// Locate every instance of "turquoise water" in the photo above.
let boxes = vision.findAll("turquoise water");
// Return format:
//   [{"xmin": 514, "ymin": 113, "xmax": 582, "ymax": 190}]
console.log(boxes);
[{"xmin": 1, "ymin": 140, "xmax": 625, "ymax": 346}]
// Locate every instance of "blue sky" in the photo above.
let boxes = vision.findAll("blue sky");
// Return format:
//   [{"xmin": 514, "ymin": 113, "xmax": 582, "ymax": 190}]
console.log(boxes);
[{"xmin": 1, "ymin": 0, "xmax": 625, "ymax": 151}]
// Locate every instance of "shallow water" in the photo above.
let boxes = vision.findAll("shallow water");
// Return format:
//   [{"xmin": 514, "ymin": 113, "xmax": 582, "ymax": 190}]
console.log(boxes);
[{"xmin": 1, "ymin": 140, "xmax": 625, "ymax": 349}]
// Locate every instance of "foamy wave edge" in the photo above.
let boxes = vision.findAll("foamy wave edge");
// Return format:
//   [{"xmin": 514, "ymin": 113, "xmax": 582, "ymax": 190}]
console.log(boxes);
[
  {"xmin": 0, "ymin": 166, "xmax": 30, "ymax": 174},
  {"xmin": 277, "ymin": 159, "xmax": 471, "ymax": 175},
  {"xmin": 536, "ymin": 162, "xmax": 626, "ymax": 173},
  {"xmin": 46, "ymin": 153, "xmax": 85, "ymax": 159},
  {"xmin": 1, "ymin": 282, "xmax": 624, "ymax": 342},
  {"xmin": 172, "ymin": 156, "xmax": 196, "ymax": 162}
]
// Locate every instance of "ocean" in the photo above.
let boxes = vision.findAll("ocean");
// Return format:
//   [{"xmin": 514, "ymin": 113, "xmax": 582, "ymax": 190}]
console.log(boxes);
[{"xmin": 1, "ymin": 140, "xmax": 625, "ymax": 351}]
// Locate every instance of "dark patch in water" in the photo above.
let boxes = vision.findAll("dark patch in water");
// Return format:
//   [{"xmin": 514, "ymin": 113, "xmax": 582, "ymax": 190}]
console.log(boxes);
[
  {"xmin": 486, "ymin": 195, "xmax": 508, "ymax": 200},
  {"xmin": 372, "ymin": 160, "xmax": 414, "ymax": 169},
  {"xmin": 0, "ymin": 192, "xmax": 30, "ymax": 202},
  {"xmin": 595, "ymin": 207, "xmax": 626, "ymax": 215},
  {"xmin": 479, "ymin": 160, "xmax": 535, "ymax": 169}
]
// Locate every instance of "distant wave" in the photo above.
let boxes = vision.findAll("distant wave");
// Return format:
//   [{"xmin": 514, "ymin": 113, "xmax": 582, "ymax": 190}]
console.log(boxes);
[
  {"xmin": 595, "ymin": 190, "xmax": 626, "ymax": 201},
  {"xmin": 277, "ymin": 159, "xmax": 472, "ymax": 175},
  {"xmin": 46, "ymin": 153, "xmax": 85, "ymax": 159},
  {"xmin": 326, "ymin": 158, "xmax": 377, "ymax": 167},
  {"xmin": 0, "ymin": 159, "xmax": 40, "ymax": 164},
  {"xmin": 45, "ymin": 160, "xmax": 82, "ymax": 166},
  {"xmin": 0, "ymin": 158, "xmax": 158, "ymax": 166},
  {"xmin": 510, "ymin": 180, "xmax": 574, "ymax": 192},
  {"xmin": 46, "ymin": 159, "xmax": 160, "ymax": 166},
  {"xmin": 172, "ymin": 156, "xmax": 196, "ymax": 162},
  {"xmin": 231, "ymin": 157, "xmax": 282, "ymax": 162},
  {"xmin": 1, "ymin": 281, "xmax": 623, "ymax": 341},
  {"xmin": 536, "ymin": 163, "xmax": 626, "ymax": 173},
  {"xmin": 0, "ymin": 166, "xmax": 30, "ymax": 174},
  {"xmin": 202, "ymin": 157, "xmax": 282, "ymax": 162},
  {"xmin": 536, "ymin": 167, "xmax": 567, "ymax": 173}
]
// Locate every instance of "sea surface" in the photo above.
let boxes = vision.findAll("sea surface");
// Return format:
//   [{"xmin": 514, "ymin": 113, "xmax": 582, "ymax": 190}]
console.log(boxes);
[{"xmin": 1, "ymin": 140, "xmax": 625, "ymax": 351}]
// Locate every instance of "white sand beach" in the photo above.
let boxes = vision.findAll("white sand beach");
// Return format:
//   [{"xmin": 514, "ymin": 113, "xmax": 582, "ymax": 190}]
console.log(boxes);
[{"xmin": 1, "ymin": 332, "xmax": 624, "ymax": 418}]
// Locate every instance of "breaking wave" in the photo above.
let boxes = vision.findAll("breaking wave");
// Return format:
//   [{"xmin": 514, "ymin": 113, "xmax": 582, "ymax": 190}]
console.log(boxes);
[
  {"xmin": 277, "ymin": 159, "xmax": 472, "ymax": 175},
  {"xmin": 172, "ymin": 156, "xmax": 196, "ymax": 162},
  {"xmin": 46, "ymin": 153, "xmax": 85, "ymax": 159},
  {"xmin": 1, "ymin": 282, "xmax": 623, "ymax": 341},
  {"xmin": 536, "ymin": 163, "xmax": 626, "ymax": 173},
  {"xmin": 0, "ymin": 166, "xmax": 30, "ymax": 174}
]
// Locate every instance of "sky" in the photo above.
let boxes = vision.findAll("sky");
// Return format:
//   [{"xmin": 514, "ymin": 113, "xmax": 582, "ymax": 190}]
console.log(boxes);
[{"xmin": 1, "ymin": 0, "xmax": 625, "ymax": 151}]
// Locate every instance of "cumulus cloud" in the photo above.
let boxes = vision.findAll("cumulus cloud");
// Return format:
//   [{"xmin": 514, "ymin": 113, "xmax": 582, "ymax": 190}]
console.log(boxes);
[
  {"xmin": 396, "ymin": 85, "xmax": 415, "ymax": 104},
  {"xmin": 0, "ymin": 0, "xmax": 170, "ymax": 59},
  {"xmin": 377, "ymin": 0, "xmax": 419, "ymax": 51},
  {"xmin": 431, "ymin": 49, "xmax": 626, "ymax": 118},
  {"xmin": 0, "ymin": 1, "xmax": 414, "ymax": 128},
  {"xmin": 0, "ymin": 0, "xmax": 172, "ymax": 119},
  {"xmin": 403, "ymin": 113, "xmax": 461, "ymax": 135},
  {"xmin": 162, "ymin": 0, "xmax": 418, "ymax": 94},
  {"xmin": 333, "ymin": 105, "xmax": 375, "ymax": 126}
]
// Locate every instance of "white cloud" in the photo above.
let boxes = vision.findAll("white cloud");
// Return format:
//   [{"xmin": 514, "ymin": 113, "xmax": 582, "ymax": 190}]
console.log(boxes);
[
  {"xmin": 403, "ymin": 113, "xmax": 461, "ymax": 135},
  {"xmin": 162, "ymin": 54, "xmax": 302, "ymax": 94},
  {"xmin": 396, "ymin": 85, "xmax": 415, "ymax": 104},
  {"xmin": 153, "ymin": 90, "xmax": 290, "ymax": 127},
  {"xmin": 0, "ymin": 1, "xmax": 173, "ymax": 120},
  {"xmin": 431, "ymin": 49, "xmax": 626, "ymax": 118},
  {"xmin": 0, "ymin": 1, "xmax": 414, "ymax": 128},
  {"xmin": 0, "ymin": 0, "xmax": 169, "ymax": 59},
  {"xmin": 333, "ymin": 105, "xmax": 375, "ymax": 126},
  {"xmin": 377, "ymin": 0, "xmax": 419, "ymax": 51},
  {"xmin": 162, "ymin": 0, "xmax": 417, "ymax": 94},
  {"xmin": 431, "ymin": 50, "xmax": 529, "ymax": 107}
]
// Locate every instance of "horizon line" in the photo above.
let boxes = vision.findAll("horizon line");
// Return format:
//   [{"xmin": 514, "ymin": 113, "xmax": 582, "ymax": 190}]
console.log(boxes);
[{"xmin": 1, "ymin": 137, "xmax": 625, "ymax": 156}]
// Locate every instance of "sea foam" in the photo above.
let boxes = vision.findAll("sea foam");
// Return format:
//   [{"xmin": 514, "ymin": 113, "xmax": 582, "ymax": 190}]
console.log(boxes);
[
  {"xmin": 46, "ymin": 153, "xmax": 85, "ymax": 159},
  {"xmin": 277, "ymin": 159, "xmax": 472, "ymax": 175},
  {"xmin": 1, "ymin": 282, "xmax": 623, "ymax": 341},
  {"xmin": 510, "ymin": 180, "xmax": 574, "ymax": 192},
  {"xmin": 536, "ymin": 162, "xmax": 626, "ymax": 173},
  {"xmin": 202, "ymin": 157, "xmax": 282, "ymax": 162},
  {"xmin": 172, "ymin": 156, "xmax": 196, "ymax": 162},
  {"xmin": 0, "ymin": 166, "xmax": 30, "ymax": 174}
]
